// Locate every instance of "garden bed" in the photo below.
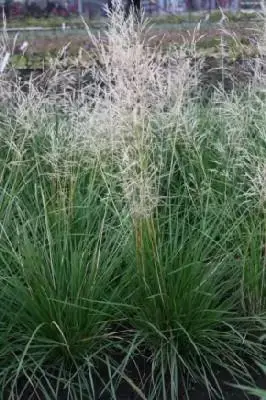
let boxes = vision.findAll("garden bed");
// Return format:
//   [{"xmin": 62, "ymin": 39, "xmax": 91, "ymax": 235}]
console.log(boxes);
[
  {"xmin": 0, "ymin": 10, "xmax": 261, "ymax": 29},
  {"xmin": 3, "ymin": 16, "xmax": 259, "ymax": 70}
]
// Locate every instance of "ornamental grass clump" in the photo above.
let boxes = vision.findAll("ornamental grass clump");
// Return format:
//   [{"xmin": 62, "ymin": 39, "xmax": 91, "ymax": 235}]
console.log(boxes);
[{"xmin": 0, "ymin": 3, "xmax": 265, "ymax": 399}]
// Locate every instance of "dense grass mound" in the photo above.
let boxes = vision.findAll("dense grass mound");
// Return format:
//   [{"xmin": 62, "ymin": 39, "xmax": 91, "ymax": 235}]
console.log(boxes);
[{"xmin": 0, "ymin": 3, "xmax": 266, "ymax": 399}]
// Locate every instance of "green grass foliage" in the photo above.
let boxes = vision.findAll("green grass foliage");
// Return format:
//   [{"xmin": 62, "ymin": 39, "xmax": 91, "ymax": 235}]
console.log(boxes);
[{"xmin": 0, "ymin": 5, "xmax": 266, "ymax": 399}]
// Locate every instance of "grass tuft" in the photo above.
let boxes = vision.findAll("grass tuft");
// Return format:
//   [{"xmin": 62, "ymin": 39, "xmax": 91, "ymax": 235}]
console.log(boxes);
[{"xmin": 0, "ymin": 2, "xmax": 266, "ymax": 399}]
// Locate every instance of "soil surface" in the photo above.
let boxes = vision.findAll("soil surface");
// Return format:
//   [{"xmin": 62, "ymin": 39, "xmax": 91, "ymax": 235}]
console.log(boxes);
[{"xmin": 4, "ymin": 361, "xmax": 266, "ymax": 399}]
